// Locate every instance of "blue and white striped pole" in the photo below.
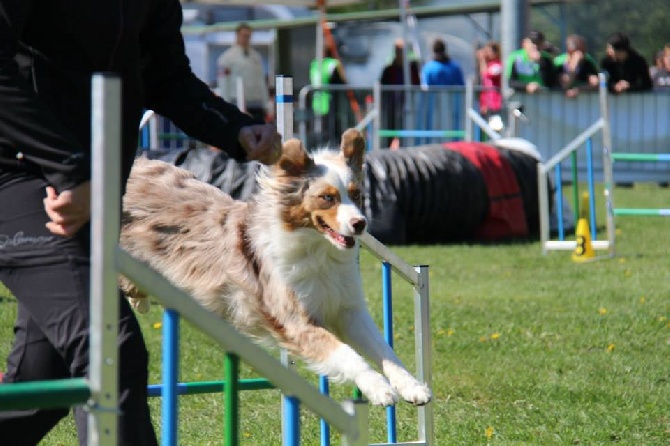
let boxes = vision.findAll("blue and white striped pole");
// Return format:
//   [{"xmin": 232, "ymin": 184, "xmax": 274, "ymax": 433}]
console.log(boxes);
[{"xmin": 276, "ymin": 75, "xmax": 301, "ymax": 446}]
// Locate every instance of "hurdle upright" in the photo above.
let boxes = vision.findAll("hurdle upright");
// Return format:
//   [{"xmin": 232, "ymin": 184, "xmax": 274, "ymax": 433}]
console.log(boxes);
[{"xmin": 538, "ymin": 73, "xmax": 616, "ymax": 257}]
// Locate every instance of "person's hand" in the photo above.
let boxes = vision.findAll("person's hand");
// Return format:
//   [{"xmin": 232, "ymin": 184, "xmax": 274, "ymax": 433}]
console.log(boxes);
[
  {"xmin": 43, "ymin": 181, "xmax": 91, "ymax": 237},
  {"xmin": 614, "ymin": 80, "xmax": 630, "ymax": 93},
  {"xmin": 528, "ymin": 46, "xmax": 541, "ymax": 62},
  {"xmin": 565, "ymin": 87, "xmax": 580, "ymax": 98},
  {"xmin": 238, "ymin": 123, "xmax": 282, "ymax": 165},
  {"xmin": 526, "ymin": 82, "xmax": 541, "ymax": 94}
]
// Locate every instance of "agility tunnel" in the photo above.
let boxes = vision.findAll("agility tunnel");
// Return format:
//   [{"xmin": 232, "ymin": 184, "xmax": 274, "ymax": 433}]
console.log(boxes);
[{"xmin": 148, "ymin": 137, "xmax": 552, "ymax": 245}]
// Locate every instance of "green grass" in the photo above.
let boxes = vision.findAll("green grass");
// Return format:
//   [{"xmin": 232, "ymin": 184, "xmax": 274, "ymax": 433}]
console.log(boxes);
[{"xmin": 1, "ymin": 183, "xmax": 669, "ymax": 445}]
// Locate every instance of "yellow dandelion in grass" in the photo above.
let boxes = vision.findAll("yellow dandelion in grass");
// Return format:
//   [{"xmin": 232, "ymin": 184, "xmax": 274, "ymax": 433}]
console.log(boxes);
[
  {"xmin": 623, "ymin": 269, "xmax": 632, "ymax": 277},
  {"xmin": 639, "ymin": 296, "xmax": 646, "ymax": 304},
  {"xmin": 490, "ymin": 332, "xmax": 501, "ymax": 341},
  {"xmin": 437, "ymin": 328, "xmax": 455, "ymax": 337},
  {"xmin": 485, "ymin": 426, "xmax": 495, "ymax": 439},
  {"xmin": 659, "ymin": 316, "xmax": 668, "ymax": 322},
  {"xmin": 618, "ymin": 256, "xmax": 626, "ymax": 263},
  {"xmin": 243, "ymin": 432, "xmax": 252, "ymax": 438},
  {"xmin": 153, "ymin": 322, "xmax": 162, "ymax": 329},
  {"xmin": 598, "ymin": 307, "xmax": 608, "ymax": 315},
  {"xmin": 607, "ymin": 343, "xmax": 615, "ymax": 352}
]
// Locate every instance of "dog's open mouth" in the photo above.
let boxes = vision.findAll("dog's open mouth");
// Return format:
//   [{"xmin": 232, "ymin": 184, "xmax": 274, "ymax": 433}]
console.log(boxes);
[{"xmin": 317, "ymin": 217, "xmax": 356, "ymax": 249}]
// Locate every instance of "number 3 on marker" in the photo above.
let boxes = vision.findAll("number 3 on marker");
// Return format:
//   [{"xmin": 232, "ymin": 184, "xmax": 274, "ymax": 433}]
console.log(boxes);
[{"xmin": 575, "ymin": 235, "xmax": 586, "ymax": 255}]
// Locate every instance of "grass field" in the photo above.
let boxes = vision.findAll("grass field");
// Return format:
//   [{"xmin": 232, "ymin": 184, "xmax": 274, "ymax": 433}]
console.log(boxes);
[{"xmin": 1, "ymin": 183, "xmax": 669, "ymax": 445}]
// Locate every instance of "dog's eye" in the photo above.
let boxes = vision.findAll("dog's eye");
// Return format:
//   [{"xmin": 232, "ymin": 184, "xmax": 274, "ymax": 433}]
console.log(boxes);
[
  {"xmin": 320, "ymin": 194, "xmax": 335, "ymax": 203},
  {"xmin": 349, "ymin": 190, "xmax": 361, "ymax": 201}
]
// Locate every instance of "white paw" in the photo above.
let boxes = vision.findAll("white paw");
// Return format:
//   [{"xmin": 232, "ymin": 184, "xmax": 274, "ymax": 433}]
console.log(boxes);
[
  {"xmin": 395, "ymin": 380, "xmax": 432, "ymax": 406},
  {"xmin": 129, "ymin": 297, "xmax": 150, "ymax": 314},
  {"xmin": 356, "ymin": 371, "xmax": 398, "ymax": 406}
]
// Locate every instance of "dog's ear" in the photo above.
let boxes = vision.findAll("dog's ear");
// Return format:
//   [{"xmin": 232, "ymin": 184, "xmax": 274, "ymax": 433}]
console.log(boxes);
[
  {"xmin": 277, "ymin": 138, "xmax": 314, "ymax": 176},
  {"xmin": 340, "ymin": 128, "xmax": 365, "ymax": 173}
]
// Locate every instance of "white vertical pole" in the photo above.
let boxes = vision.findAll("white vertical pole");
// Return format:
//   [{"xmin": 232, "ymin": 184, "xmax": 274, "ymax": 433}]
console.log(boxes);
[
  {"xmin": 599, "ymin": 73, "xmax": 616, "ymax": 257},
  {"xmin": 236, "ymin": 77, "xmax": 246, "ymax": 112},
  {"xmin": 89, "ymin": 74, "xmax": 121, "ymax": 446},
  {"xmin": 276, "ymin": 75, "xmax": 294, "ymax": 142},
  {"xmin": 149, "ymin": 113, "xmax": 159, "ymax": 151},
  {"xmin": 414, "ymin": 265, "xmax": 434, "ymax": 445},
  {"xmin": 276, "ymin": 74, "xmax": 298, "ymax": 446},
  {"xmin": 373, "ymin": 81, "xmax": 381, "ymax": 151},
  {"xmin": 464, "ymin": 77, "xmax": 474, "ymax": 142},
  {"xmin": 538, "ymin": 165, "xmax": 550, "ymax": 255}
]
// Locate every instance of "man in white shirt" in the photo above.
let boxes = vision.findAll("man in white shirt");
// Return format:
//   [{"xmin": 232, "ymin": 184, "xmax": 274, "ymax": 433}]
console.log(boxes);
[{"xmin": 217, "ymin": 23, "xmax": 270, "ymax": 121}]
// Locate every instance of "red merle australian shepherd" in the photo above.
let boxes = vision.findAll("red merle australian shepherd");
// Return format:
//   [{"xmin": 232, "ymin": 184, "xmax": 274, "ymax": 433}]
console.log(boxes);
[{"xmin": 119, "ymin": 128, "xmax": 431, "ymax": 406}]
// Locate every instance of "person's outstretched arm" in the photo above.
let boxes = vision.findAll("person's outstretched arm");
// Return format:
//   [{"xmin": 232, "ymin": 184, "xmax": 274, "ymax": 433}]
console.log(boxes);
[{"xmin": 141, "ymin": 0, "xmax": 278, "ymax": 161}]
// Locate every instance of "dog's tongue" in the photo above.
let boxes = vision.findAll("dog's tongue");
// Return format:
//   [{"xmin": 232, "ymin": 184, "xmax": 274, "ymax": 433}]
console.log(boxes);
[{"xmin": 330, "ymin": 228, "xmax": 356, "ymax": 249}]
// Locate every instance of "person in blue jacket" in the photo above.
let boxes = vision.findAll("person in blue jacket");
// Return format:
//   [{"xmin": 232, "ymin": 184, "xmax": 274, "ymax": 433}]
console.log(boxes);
[
  {"xmin": 421, "ymin": 39, "xmax": 465, "ymax": 87},
  {"xmin": 0, "ymin": 1, "xmax": 281, "ymax": 444}
]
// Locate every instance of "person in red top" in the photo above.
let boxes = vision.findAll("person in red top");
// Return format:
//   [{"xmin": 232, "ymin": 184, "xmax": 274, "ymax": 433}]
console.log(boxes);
[{"xmin": 476, "ymin": 41, "xmax": 503, "ymax": 131}]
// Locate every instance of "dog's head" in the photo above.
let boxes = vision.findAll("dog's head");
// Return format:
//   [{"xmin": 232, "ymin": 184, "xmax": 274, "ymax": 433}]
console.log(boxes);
[{"xmin": 265, "ymin": 128, "xmax": 367, "ymax": 250}]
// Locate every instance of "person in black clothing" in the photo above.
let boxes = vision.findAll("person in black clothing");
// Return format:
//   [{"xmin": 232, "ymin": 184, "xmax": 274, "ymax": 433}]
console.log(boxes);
[
  {"xmin": 379, "ymin": 39, "xmax": 421, "ymax": 148},
  {"xmin": 600, "ymin": 32, "xmax": 653, "ymax": 94},
  {"xmin": 0, "ymin": 1, "xmax": 281, "ymax": 445}
]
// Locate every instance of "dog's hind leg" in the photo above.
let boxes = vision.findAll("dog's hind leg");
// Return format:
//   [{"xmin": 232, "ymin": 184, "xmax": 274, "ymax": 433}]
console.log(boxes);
[
  {"xmin": 274, "ymin": 318, "xmax": 399, "ymax": 406},
  {"xmin": 336, "ymin": 308, "xmax": 432, "ymax": 406}
]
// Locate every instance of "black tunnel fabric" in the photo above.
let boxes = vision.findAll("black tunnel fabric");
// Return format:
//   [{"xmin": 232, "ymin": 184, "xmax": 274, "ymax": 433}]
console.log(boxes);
[{"xmin": 147, "ymin": 140, "xmax": 549, "ymax": 245}]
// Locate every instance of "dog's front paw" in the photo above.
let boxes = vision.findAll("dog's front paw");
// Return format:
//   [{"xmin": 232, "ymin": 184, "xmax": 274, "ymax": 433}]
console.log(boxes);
[
  {"xmin": 355, "ymin": 371, "xmax": 398, "ymax": 406},
  {"xmin": 396, "ymin": 380, "xmax": 432, "ymax": 406},
  {"xmin": 129, "ymin": 297, "xmax": 151, "ymax": 314}
]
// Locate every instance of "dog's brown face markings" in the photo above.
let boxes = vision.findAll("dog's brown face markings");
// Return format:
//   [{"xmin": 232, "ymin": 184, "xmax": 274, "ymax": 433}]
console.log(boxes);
[{"xmin": 272, "ymin": 129, "xmax": 366, "ymax": 248}]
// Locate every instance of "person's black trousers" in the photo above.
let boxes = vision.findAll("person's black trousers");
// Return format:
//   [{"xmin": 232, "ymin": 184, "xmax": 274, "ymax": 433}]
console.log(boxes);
[{"xmin": 0, "ymin": 171, "xmax": 157, "ymax": 445}]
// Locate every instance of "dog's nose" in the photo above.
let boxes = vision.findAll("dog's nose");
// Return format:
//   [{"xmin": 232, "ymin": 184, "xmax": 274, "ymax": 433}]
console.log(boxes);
[{"xmin": 351, "ymin": 217, "xmax": 367, "ymax": 235}]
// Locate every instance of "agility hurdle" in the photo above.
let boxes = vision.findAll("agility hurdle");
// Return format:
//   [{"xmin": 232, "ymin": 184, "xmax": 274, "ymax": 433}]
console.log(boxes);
[
  {"xmin": 141, "ymin": 75, "xmax": 433, "ymax": 446},
  {"xmin": 0, "ymin": 74, "xmax": 371, "ymax": 446},
  {"xmin": 537, "ymin": 74, "xmax": 616, "ymax": 257},
  {"xmin": 610, "ymin": 153, "xmax": 670, "ymax": 217},
  {"xmin": 0, "ymin": 75, "xmax": 122, "ymax": 445}
]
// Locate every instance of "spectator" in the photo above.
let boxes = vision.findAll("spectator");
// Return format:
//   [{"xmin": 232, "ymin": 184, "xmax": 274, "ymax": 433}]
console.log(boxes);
[
  {"xmin": 310, "ymin": 45, "xmax": 347, "ymax": 143},
  {"xmin": 421, "ymin": 39, "xmax": 465, "ymax": 87},
  {"xmin": 476, "ymin": 41, "xmax": 503, "ymax": 118},
  {"xmin": 649, "ymin": 50, "xmax": 665, "ymax": 78},
  {"xmin": 0, "ymin": 3, "xmax": 282, "ymax": 444},
  {"xmin": 650, "ymin": 49, "xmax": 670, "ymax": 89},
  {"xmin": 380, "ymin": 39, "xmax": 421, "ymax": 148},
  {"xmin": 217, "ymin": 22, "xmax": 270, "ymax": 121},
  {"xmin": 600, "ymin": 32, "xmax": 652, "ymax": 94},
  {"xmin": 505, "ymin": 30, "xmax": 556, "ymax": 93},
  {"xmin": 553, "ymin": 34, "xmax": 600, "ymax": 98}
]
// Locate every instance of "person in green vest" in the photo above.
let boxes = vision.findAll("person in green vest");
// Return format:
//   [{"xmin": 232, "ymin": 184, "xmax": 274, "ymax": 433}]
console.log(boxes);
[
  {"xmin": 310, "ymin": 47, "xmax": 346, "ymax": 143},
  {"xmin": 505, "ymin": 30, "xmax": 556, "ymax": 94},
  {"xmin": 553, "ymin": 34, "xmax": 599, "ymax": 98}
]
